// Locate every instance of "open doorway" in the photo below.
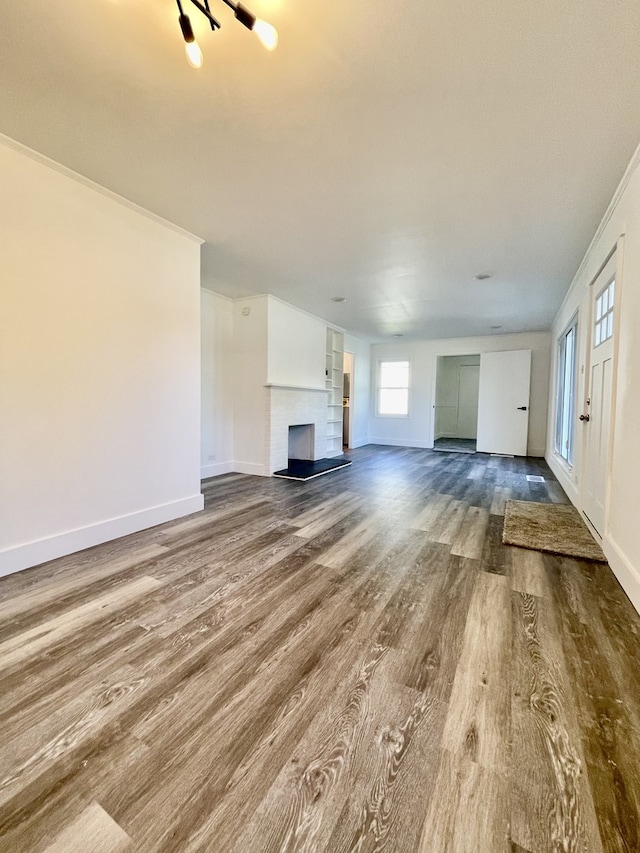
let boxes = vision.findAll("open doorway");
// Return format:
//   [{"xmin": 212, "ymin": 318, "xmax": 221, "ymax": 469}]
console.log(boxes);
[
  {"xmin": 343, "ymin": 351, "xmax": 354, "ymax": 449},
  {"xmin": 434, "ymin": 354, "xmax": 480, "ymax": 453}
]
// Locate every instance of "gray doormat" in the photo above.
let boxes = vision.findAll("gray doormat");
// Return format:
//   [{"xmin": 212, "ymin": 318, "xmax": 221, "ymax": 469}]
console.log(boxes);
[{"xmin": 502, "ymin": 500, "xmax": 607, "ymax": 562}]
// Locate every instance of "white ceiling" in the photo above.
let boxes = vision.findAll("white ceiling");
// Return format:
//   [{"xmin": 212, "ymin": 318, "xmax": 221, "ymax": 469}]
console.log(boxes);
[{"xmin": 2, "ymin": 0, "xmax": 640, "ymax": 340}]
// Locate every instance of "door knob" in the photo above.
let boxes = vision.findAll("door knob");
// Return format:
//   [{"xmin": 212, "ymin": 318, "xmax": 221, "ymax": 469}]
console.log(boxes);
[
  {"xmin": 579, "ymin": 414, "xmax": 590, "ymax": 421},
  {"xmin": 517, "ymin": 406, "xmax": 528, "ymax": 411}
]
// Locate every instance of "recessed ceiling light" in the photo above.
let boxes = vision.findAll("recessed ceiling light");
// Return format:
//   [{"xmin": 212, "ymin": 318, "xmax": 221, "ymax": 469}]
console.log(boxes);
[
  {"xmin": 392, "ymin": 333, "xmax": 404, "ymax": 338},
  {"xmin": 331, "ymin": 296, "xmax": 347, "ymax": 303},
  {"xmin": 474, "ymin": 273, "xmax": 491, "ymax": 281}
]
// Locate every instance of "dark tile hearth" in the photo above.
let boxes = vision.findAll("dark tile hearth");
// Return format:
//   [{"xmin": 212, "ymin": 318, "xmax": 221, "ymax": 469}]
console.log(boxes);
[{"xmin": 272, "ymin": 455, "xmax": 352, "ymax": 481}]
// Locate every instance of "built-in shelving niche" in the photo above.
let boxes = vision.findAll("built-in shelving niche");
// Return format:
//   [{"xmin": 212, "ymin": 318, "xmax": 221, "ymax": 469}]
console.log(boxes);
[{"xmin": 325, "ymin": 328, "xmax": 344, "ymax": 458}]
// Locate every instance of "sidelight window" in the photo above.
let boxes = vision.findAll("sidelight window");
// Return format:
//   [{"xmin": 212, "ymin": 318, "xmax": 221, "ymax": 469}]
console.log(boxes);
[{"xmin": 555, "ymin": 316, "xmax": 578, "ymax": 465}]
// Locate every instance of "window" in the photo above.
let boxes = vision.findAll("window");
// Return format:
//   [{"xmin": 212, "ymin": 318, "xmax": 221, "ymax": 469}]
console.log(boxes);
[
  {"xmin": 594, "ymin": 277, "xmax": 615, "ymax": 346},
  {"xmin": 377, "ymin": 360, "xmax": 410, "ymax": 416},
  {"xmin": 555, "ymin": 316, "xmax": 578, "ymax": 464}
]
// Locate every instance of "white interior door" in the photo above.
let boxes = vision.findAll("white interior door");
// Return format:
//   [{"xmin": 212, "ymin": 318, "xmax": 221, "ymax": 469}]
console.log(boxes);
[
  {"xmin": 457, "ymin": 365, "xmax": 480, "ymax": 438},
  {"xmin": 477, "ymin": 350, "xmax": 531, "ymax": 455},
  {"xmin": 582, "ymin": 255, "xmax": 617, "ymax": 537}
]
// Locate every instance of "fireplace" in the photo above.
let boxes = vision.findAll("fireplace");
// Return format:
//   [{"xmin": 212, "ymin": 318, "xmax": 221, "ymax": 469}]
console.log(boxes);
[
  {"xmin": 266, "ymin": 385, "xmax": 328, "ymax": 474},
  {"xmin": 288, "ymin": 424, "xmax": 315, "ymax": 461}
]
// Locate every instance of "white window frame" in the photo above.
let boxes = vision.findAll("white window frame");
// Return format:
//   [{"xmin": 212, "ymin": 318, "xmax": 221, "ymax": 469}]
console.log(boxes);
[
  {"xmin": 593, "ymin": 276, "xmax": 615, "ymax": 347},
  {"xmin": 554, "ymin": 314, "xmax": 578, "ymax": 466},
  {"xmin": 376, "ymin": 359, "xmax": 411, "ymax": 418}
]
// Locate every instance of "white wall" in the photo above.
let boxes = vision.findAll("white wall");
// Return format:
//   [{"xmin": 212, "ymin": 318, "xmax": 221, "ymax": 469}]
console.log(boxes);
[
  {"xmin": 201, "ymin": 290, "xmax": 234, "ymax": 478},
  {"xmin": 0, "ymin": 137, "xmax": 203, "ymax": 577},
  {"xmin": 230, "ymin": 296, "xmax": 369, "ymax": 473},
  {"xmin": 267, "ymin": 296, "xmax": 326, "ymax": 388},
  {"xmin": 370, "ymin": 332, "xmax": 550, "ymax": 456},
  {"xmin": 232, "ymin": 295, "xmax": 269, "ymax": 475},
  {"xmin": 344, "ymin": 333, "xmax": 371, "ymax": 448},
  {"xmin": 547, "ymin": 144, "xmax": 640, "ymax": 613}
]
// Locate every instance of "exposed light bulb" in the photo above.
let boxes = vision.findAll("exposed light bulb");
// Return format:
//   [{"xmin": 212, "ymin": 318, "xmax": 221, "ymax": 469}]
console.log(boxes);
[
  {"xmin": 185, "ymin": 39, "xmax": 203, "ymax": 68},
  {"xmin": 253, "ymin": 18, "xmax": 278, "ymax": 50},
  {"xmin": 179, "ymin": 12, "xmax": 203, "ymax": 68}
]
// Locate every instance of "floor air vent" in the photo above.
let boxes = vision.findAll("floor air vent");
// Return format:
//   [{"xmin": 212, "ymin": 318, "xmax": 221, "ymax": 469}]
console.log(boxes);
[{"xmin": 526, "ymin": 475, "xmax": 545, "ymax": 482}]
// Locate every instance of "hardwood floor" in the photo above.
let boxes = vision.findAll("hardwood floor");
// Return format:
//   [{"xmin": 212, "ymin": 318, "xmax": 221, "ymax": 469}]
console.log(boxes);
[{"xmin": 0, "ymin": 446, "xmax": 638, "ymax": 852}]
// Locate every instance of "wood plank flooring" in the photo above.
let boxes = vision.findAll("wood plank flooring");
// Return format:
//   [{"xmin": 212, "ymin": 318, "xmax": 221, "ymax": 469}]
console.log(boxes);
[{"xmin": 0, "ymin": 446, "xmax": 639, "ymax": 852}]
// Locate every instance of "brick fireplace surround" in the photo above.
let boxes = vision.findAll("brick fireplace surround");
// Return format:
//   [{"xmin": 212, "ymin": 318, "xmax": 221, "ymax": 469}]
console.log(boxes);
[{"xmin": 266, "ymin": 385, "xmax": 328, "ymax": 475}]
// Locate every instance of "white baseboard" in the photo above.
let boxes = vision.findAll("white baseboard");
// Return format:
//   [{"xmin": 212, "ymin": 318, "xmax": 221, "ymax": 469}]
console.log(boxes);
[
  {"xmin": 545, "ymin": 451, "xmax": 639, "ymax": 616},
  {"xmin": 604, "ymin": 535, "xmax": 640, "ymax": 615},
  {"xmin": 0, "ymin": 494, "xmax": 204, "ymax": 579},
  {"xmin": 545, "ymin": 452, "xmax": 580, "ymax": 505},
  {"xmin": 233, "ymin": 461, "xmax": 267, "ymax": 476},
  {"xmin": 201, "ymin": 461, "xmax": 234, "ymax": 479},
  {"xmin": 368, "ymin": 437, "xmax": 431, "ymax": 449},
  {"xmin": 350, "ymin": 437, "xmax": 369, "ymax": 449}
]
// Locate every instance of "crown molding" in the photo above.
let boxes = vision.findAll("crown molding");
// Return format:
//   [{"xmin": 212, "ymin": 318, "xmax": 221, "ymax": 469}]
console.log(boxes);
[
  {"xmin": 557, "ymin": 139, "xmax": 640, "ymax": 317},
  {"xmin": 200, "ymin": 287, "xmax": 234, "ymax": 303},
  {"xmin": 0, "ymin": 132, "xmax": 204, "ymax": 245}
]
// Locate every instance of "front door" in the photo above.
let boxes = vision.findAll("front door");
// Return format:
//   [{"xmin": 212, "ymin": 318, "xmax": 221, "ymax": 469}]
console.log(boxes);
[
  {"xmin": 582, "ymin": 254, "xmax": 617, "ymax": 537},
  {"xmin": 476, "ymin": 350, "xmax": 531, "ymax": 455}
]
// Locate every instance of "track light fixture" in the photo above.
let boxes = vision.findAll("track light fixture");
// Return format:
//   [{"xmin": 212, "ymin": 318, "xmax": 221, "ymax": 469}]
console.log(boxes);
[{"xmin": 176, "ymin": 0, "xmax": 278, "ymax": 68}]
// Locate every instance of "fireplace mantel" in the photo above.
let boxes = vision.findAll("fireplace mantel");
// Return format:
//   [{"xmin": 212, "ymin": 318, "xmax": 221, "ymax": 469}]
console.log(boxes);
[{"xmin": 264, "ymin": 383, "xmax": 327, "ymax": 392}]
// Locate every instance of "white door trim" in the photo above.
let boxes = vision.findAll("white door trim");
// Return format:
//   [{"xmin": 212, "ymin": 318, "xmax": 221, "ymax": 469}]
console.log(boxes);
[{"xmin": 578, "ymin": 235, "xmax": 625, "ymax": 540}]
